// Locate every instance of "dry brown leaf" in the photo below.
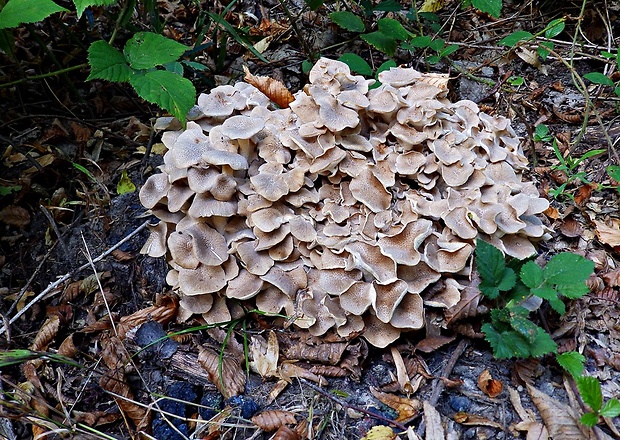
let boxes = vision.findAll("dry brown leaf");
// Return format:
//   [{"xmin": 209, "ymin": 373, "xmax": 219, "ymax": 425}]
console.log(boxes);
[
  {"xmin": 250, "ymin": 330, "xmax": 279, "ymax": 378},
  {"xmin": 279, "ymin": 361, "xmax": 326, "ymax": 386},
  {"xmin": 61, "ymin": 272, "xmax": 111, "ymax": 303},
  {"xmin": 526, "ymin": 383, "xmax": 596, "ymax": 439},
  {"xmin": 445, "ymin": 276, "xmax": 482, "ymax": 325},
  {"xmin": 0, "ymin": 205, "xmax": 30, "ymax": 228},
  {"xmin": 116, "ymin": 295, "xmax": 178, "ymax": 338},
  {"xmin": 602, "ymin": 267, "xmax": 620, "ymax": 287},
  {"xmin": 29, "ymin": 315, "xmax": 60, "ymax": 351},
  {"xmin": 243, "ymin": 65, "xmax": 294, "ymax": 109},
  {"xmin": 559, "ymin": 217, "xmax": 584, "ymax": 237},
  {"xmin": 477, "ymin": 369, "xmax": 503, "ymax": 398},
  {"xmin": 391, "ymin": 347, "xmax": 413, "ymax": 395},
  {"xmin": 415, "ymin": 335, "xmax": 456, "ymax": 353},
  {"xmin": 511, "ymin": 358, "xmax": 541, "ymax": 387},
  {"xmin": 508, "ymin": 386, "xmax": 536, "ymax": 423},
  {"xmin": 514, "ymin": 420, "xmax": 549, "ymax": 440},
  {"xmin": 267, "ymin": 379, "xmax": 289, "ymax": 404},
  {"xmin": 72, "ymin": 410, "xmax": 121, "ymax": 426},
  {"xmin": 453, "ymin": 412, "xmax": 503, "ymax": 428},
  {"xmin": 574, "ymin": 184, "xmax": 597, "ymax": 205},
  {"xmin": 99, "ymin": 369, "xmax": 150, "ymax": 431},
  {"xmin": 308, "ymin": 365, "xmax": 349, "ymax": 377},
  {"xmin": 361, "ymin": 425, "xmax": 397, "ymax": 440},
  {"xmin": 111, "ymin": 249, "xmax": 134, "ymax": 261},
  {"xmin": 593, "ymin": 218, "xmax": 620, "ymax": 247},
  {"xmin": 423, "ymin": 400, "xmax": 445, "ymax": 440},
  {"xmin": 543, "ymin": 206, "xmax": 560, "ymax": 220},
  {"xmin": 370, "ymin": 387, "xmax": 422, "ymax": 422},
  {"xmin": 272, "ymin": 424, "xmax": 301, "ymax": 440},
  {"xmin": 82, "ymin": 314, "xmax": 117, "ymax": 333},
  {"xmin": 57, "ymin": 333, "xmax": 79, "ymax": 358},
  {"xmin": 198, "ymin": 347, "xmax": 245, "ymax": 399},
  {"xmin": 252, "ymin": 410, "xmax": 297, "ymax": 431},
  {"xmin": 280, "ymin": 338, "xmax": 348, "ymax": 365}
]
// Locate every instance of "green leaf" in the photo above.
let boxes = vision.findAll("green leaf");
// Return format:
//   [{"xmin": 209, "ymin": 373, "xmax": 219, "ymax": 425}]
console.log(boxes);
[
  {"xmin": 499, "ymin": 31, "xmax": 533, "ymax": 47},
  {"xmin": 580, "ymin": 412, "xmax": 599, "ymax": 427},
  {"xmin": 408, "ymin": 35, "xmax": 432, "ymax": 48},
  {"xmin": 338, "ymin": 53, "xmax": 372, "ymax": 76},
  {"xmin": 482, "ymin": 324, "xmax": 531, "ymax": 359},
  {"xmin": 583, "ymin": 72, "xmax": 614, "ymax": 86},
  {"xmin": 182, "ymin": 60, "xmax": 208, "ymax": 71},
  {"xmin": 607, "ymin": 165, "xmax": 620, "ymax": 182},
  {"xmin": 529, "ymin": 328, "xmax": 557, "ymax": 357},
  {"xmin": 600, "ymin": 399, "xmax": 620, "ymax": 418},
  {"xmin": 302, "ymin": 60, "xmax": 313, "ymax": 74},
  {"xmin": 429, "ymin": 38, "xmax": 445, "ymax": 51},
  {"xmin": 73, "ymin": 0, "xmax": 116, "ymax": 19},
  {"xmin": 87, "ymin": 40, "xmax": 132, "ymax": 82},
  {"xmin": 557, "ymin": 283, "xmax": 589, "ymax": 300},
  {"xmin": 510, "ymin": 316, "xmax": 539, "ymax": 343},
  {"xmin": 163, "ymin": 61, "xmax": 184, "ymax": 75},
  {"xmin": 577, "ymin": 376, "xmax": 603, "ymax": 412},
  {"xmin": 116, "ymin": 170, "xmax": 136, "ymax": 195},
  {"xmin": 548, "ymin": 295, "xmax": 566, "ymax": 315},
  {"xmin": 531, "ymin": 285, "xmax": 559, "ymax": 301},
  {"xmin": 376, "ymin": 60, "xmax": 396, "ymax": 75},
  {"xmin": 440, "ymin": 44, "xmax": 459, "ymax": 57},
  {"xmin": 471, "ymin": 0, "xmax": 501, "ymax": 18},
  {"xmin": 426, "ymin": 55, "xmax": 440, "ymax": 64},
  {"xmin": 508, "ymin": 76, "xmax": 524, "ymax": 86},
  {"xmin": 545, "ymin": 18, "xmax": 565, "ymax": 38},
  {"xmin": 480, "ymin": 282, "xmax": 500, "ymax": 300},
  {"xmin": 0, "ymin": 185, "xmax": 21, "ymax": 196},
  {"xmin": 361, "ymin": 31, "xmax": 397, "ymax": 56},
  {"xmin": 475, "ymin": 239, "xmax": 511, "ymax": 289},
  {"xmin": 124, "ymin": 32, "xmax": 187, "ymax": 70},
  {"xmin": 556, "ymin": 351, "xmax": 585, "ymax": 378},
  {"xmin": 129, "ymin": 70, "xmax": 195, "ymax": 124},
  {"xmin": 0, "ymin": 0, "xmax": 67, "ymax": 29},
  {"xmin": 329, "ymin": 11, "xmax": 365, "ymax": 32},
  {"xmin": 371, "ymin": 0, "xmax": 403, "ymax": 12},
  {"xmin": 544, "ymin": 253, "xmax": 594, "ymax": 288},
  {"xmin": 537, "ymin": 41, "xmax": 553, "ymax": 61},
  {"xmin": 377, "ymin": 17, "xmax": 409, "ymax": 40},
  {"xmin": 521, "ymin": 261, "xmax": 544, "ymax": 288},
  {"xmin": 497, "ymin": 268, "xmax": 516, "ymax": 291},
  {"xmin": 303, "ymin": 0, "xmax": 324, "ymax": 10}
]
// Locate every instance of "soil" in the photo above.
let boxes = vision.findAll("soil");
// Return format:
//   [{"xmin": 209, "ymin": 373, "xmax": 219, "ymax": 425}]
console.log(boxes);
[{"xmin": 1, "ymin": 0, "xmax": 620, "ymax": 439}]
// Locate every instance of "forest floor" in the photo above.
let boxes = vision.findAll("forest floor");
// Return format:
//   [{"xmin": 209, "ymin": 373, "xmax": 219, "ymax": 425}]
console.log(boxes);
[{"xmin": 0, "ymin": 0, "xmax": 620, "ymax": 439}]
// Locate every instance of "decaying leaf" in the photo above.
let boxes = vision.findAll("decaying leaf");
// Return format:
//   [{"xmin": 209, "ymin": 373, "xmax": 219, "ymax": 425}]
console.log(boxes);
[
  {"xmin": 527, "ymin": 383, "xmax": 597, "ymax": 439},
  {"xmin": 72, "ymin": 410, "xmax": 121, "ymax": 426},
  {"xmin": 423, "ymin": 400, "xmax": 445, "ymax": 440},
  {"xmin": 243, "ymin": 65, "xmax": 294, "ymax": 109},
  {"xmin": 267, "ymin": 379, "xmax": 289, "ymax": 404},
  {"xmin": 279, "ymin": 361, "xmax": 326, "ymax": 385},
  {"xmin": 415, "ymin": 335, "xmax": 456, "ymax": 353},
  {"xmin": 252, "ymin": 410, "xmax": 297, "ymax": 431},
  {"xmin": 280, "ymin": 335, "xmax": 349, "ymax": 365},
  {"xmin": 593, "ymin": 218, "xmax": 620, "ymax": 248},
  {"xmin": 250, "ymin": 330, "xmax": 279, "ymax": 378},
  {"xmin": 453, "ymin": 412, "xmax": 503, "ymax": 428},
  {"xmin": 272, "ymin": 424, "xmax": 301, "ymax": 440},
  {"xmin": 512, "ymin": 358, "xmax": 542, "ymax": 385},
  {"xmin": 477, "ymin": 369, "xmax": 503, "ymax": 398},
  {"xmin": 0, "ymin": 205, "xmax": 31, "ymax": 228},
  {"xmin": 445, "ymin": 276, "xmax": 482, "ymax": 325},
  {"xmin": 61, "ymin": 272, "xmax": 111, "ymax": 303},
  {"xmin": 29, "ymin": 315, "xmax": 60, "ymax": 352},
  {"xmin": 198, "ymin": 347, "xmax": 246, "ymax": 399},
  {"xmin": 361, "ymin": 425, "xmax": 397, "ymax": 440},
  {"xmin": 308, "ymin": 365, "xmax": 349, "ymax": 377},
  {"xmin": 370, "ymin": 387, "xmax": 422, "ymax": 423},
  {"xmin": 391, "ymin": 347, "xmax": 413, "ymax": 395},
  {"xmin": 419, "ymin": 0, "xmax": 445, "ymax": 13},
  {"xmin": 116, "ymin": 294, "xmax": 178, "ymax": 338}
]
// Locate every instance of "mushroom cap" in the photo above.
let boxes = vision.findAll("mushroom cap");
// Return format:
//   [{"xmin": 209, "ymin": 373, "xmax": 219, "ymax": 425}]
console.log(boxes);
[
  {"xmin": 139, "ymin": 173, "xmax": 171, "ymax": 209},
  {"xmin": 178, "ymin": 264, "xmax": 227, "ymax": 295},
  {"xmin": 140, "ymin": 221, "xmax": 168, "ymax": 257},
  {"xmin": 221, "ymin": 115, "xmax": 265, "ymax": 140}
]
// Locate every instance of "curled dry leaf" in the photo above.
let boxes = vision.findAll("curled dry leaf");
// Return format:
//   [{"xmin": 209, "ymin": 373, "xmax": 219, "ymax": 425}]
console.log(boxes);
[
  {"xmin": 29, "ymin": 315, "xmax": 60, "ymax": 351},
  {"xmin": 477, "ymin": 369, "xmax": 503, "ymax": 398},
  {"xmin": 250, "ymin": 330, "xmax": 279, "ymax": 378},
  {"xmin": 415, "ymin": 335, "xmax": 456, "ymax": 353},
  {"xmin": 512, "ymin": 358, "xmax": 541, "ymax": 386},
  {"xmin": 252, "ymin": 410, "xmax": 297, "ymax": 431},
  {"xmin": 279, "ymin": 361, "xmax": 326, "ymax": 386},
  {"xmin": 445, "ymin": 275, "xmax": 482, "ymax": 325},
  {"xmin": 57, "ymin": 333, "xmax": 80, "ymax": 358},
  {"xmin": 280, "ymin": 337, "xmax": 349, "ymax": 365},
  {"xmin": 198, "ymin": 347, "xmax": 246, "ymax": 399},
  {"xmin": 308, "ymin": 365, "xmax": 349, "ymax": 377},
  {"xmin": 99, "ymin": 369, "xmax": 150, "ymax": 431},
  {"xmin": 61, "ymin": 272, "xmax": 111, "ymax": 303},
  {"xmin": 72, "ymin": 410, "xmax": 121, "ymax": 426},
  {"xmin": 272, "ymin": 424, "xmax": 301, "ymax": 440},
  {"xmin": 0, "ymin": 205, "xmax": 31, "ymax": 228},
  {"xmin": 453, "ymin": 412, "xmax": 503, "ymax": 428},
  {"xmin": 391, "ymin": 347, "xmax": 413, "ymax": 395},
  {"xmin": 370, "ymin": 387, "xmax": 422, "ymax": 423},
  {"xmin": 267, "ymin": 379, "xmax": 289, "ymax": 404},
  {"xmin": 116, "ymin": 294, "xmax": 178, "ymax": 339},
  {"xmin": 243, "ymin": 65, "xmax": 294, "ymax": 109},
  {"xmin": 593, "ymin": 218, "xmax": 620, "ymax": 248}
]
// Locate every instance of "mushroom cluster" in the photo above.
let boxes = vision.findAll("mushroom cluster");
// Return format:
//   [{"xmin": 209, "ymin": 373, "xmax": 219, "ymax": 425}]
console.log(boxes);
[{"xmin": 140, "ymin": 58, "xmax": 549, "ymax": 347}]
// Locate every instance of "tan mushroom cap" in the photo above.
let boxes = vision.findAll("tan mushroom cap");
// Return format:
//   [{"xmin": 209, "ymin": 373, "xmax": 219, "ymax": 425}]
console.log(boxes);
[
  {"xmin": 349, "ymin": 168, "xmax": 391, "ymax": 213},
  {"xmin": 236, "ymin": 240, "xmax": 275, "ymax": 276},
  {"xmin": 372, "ymin": 280, "xmax": 409, "ymax": 323},
  {"xmin": 140, "ymin": 221, "xmax": 168, "ymax": 257},
  {"xmin": 390, "ymin": 292, "xmax": 424, "ymax": 329},
  {"xmin": 363, "ymin": 314, "xmax": 401, "ymax": 348},
  {"xmin": 168, "ymin": 122, "xmax": 211, "ymax": 169},
  {"xmin": 226, "ymin": 268, "xmax": 263, "ymax": 300},
  {"xmin": 183, "ymin": 223, "xmax": 228, "ymax": 266},
  {"xmin": 179, "ymin": 292, "xmax": 214, "ymax": 314},
  {"xmin": 345, "ymin": 241, "xmax": 397, "ymax": 284},
  {"xmin": 255, "ymin": 287, "xmax": 294, "ymax": 315},
  {"xmin": 339, "ymin": 281, "xmax": 375, "ymax": 315},
  {"xmin": 178, "ymin": 264, "xmax": 226, "ymax": 295},
  {"xmin": 188, "ymin": 194, "xmax": 237, "ymax": 218},
  {"xmin": 168, "ymin": 230, "xmax": 200, "ymax": 269},
  {"xmin": 377, "ymin": 219, "xmax": 433, "ymax": 265},
  {"xmin": 140, "ymin": 173, "xmax": 171, "ymax": 209},
  {"xmin": 221, "ymin": 115, "xmax": 265, "ymax": 140},
  {"xmin": 203, "ymin": 295, "xmax": 232, "ymax": 324}
]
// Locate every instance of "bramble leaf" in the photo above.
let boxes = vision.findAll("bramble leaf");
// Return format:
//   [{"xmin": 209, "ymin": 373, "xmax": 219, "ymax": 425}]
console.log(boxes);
[
  {"xmin": 544, "ymin": 253, "xmax": 594, "ymax": 288},
  {"xmin": 476, "ymin": 239, "xmax": 507, "ymax": 285},
  {"xmin": 482, "ymin": 324, "xmax": 531, "ymax": 359},
  {"xmin": 528, "ymin": 328, "xmax": 557, "ymax": 357},
  {"xmin": 0, "ymin": 0, "xmax": 67, "ymax": 29},
  {"xmin": 87, "ymin": 41, "xmax": 132, "ymax": 82},
  {"xmin": 129, "ymin": 70, "xmax": 195, "ymax": 124},
  {"xmin": 408, "ymin": 36, "xmax": 432, "ymax": 48},
  {"xmin": 329, "ymin": 11, "xmax": 365, "ymax": 32},
  {"xmin": 520, "ymin": 261, "xmax": 544, "ymax": 288},
  {"xmin": 556, "ymin": 351, "xmax": 585, "ymax": 378},
  {"xmin": 73, "ymin": 0, "xmax": 116, "ymax": 19},
  {"xmin": 499, "ymin": 31, "xmax": 533, "ymax": 47},
  {"xmin": 600, "ymin": 399, "xmax": 620, "ymax": 418},
  {"xmin": 377, "ymin": 18, "xmax": 409, "ymax": 40},
  {"xmin": 545, "ymin": 18, "xmax": 565, "ymax": 39},
  {"xmin": 338, "ymin": 53, "xmax": 372, "ymax": 76},
  {"xmin": 577, "ymin": 376, "xmax": 603, "ymax": 413},
  {"xmin": 471, "ymin": 0, "xmax": 501, "ymax": 18},
  {"xmin": 580, "ymin": 412, "xmax": 599, "ymax": 427},
  {"xmin": 583, "ymin": 72, "xmax": 614, "ymax": 86},
  {"xmin": 124, "ymin": 32, "xmax": 187, "ymax": 70},
  {"xmin": 509, "ymin": 315, "xmax": 539, "ymax": 343},
  {"xmin": 361, "ymin": 31, "xmax": 397, "ymax": 56}
]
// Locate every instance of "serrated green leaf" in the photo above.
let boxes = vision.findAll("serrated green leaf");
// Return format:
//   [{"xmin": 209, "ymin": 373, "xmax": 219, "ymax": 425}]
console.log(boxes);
[
  {"xmin": 0, "ymin": 0, "xmax": 67, "ymax": 29},
  {"xmin": 426, "ymin": 55, "xmax": 440, "ymax": 64},
  {"xmin": 583, "ymin": 72, "xmax": 615, "ymax": 86},
  {"xmin": 577, "ymin": 376, "xmax": 603, "ymax": 412},
  {"xmin": 480, "ymin": 282, "xmax": 500, "ymax": 300},
  {"xmin": 329, "ymin": 11, "xmax": 365, "ymax": 32},
  {"xmin": 73, "ymin": 0, "xmax": 116, "ymax": 19},
  {"xmin": 129, "ymin": 70, "xmax": 195, "ymax": 124},
  {"xmin": 545, "ymin": 18, "xmax": 565, "ymax": 38},
  {"xmin": 557, "ymin": 283, "xmax": 589, "ymax": 299},
  {"xmin": 475, "ymin": 239, "xmax": 509, "ymax": 288},
  {"xmin": 87, "ymin": 40, "xmax": 132, "ymax": 82},
  {"xmin": 544, "ymin": 253, "xmax": 594, "ymax": 287},
  {"xmin": 510, "ymin": 316, "xmax": 539, "ymax": 343},
  {"xmin": 163, "ymin": 61, "xmax": 183, "ymax": 75},
  {"xmin": 371, "ymin": 0, "xmax": 402, "ymax": 12},
  {"xmin": 429, "ymin": 38, "xmax": 445, "ymax": 51},
  {"xmin": 556, "ymin": 351, "xmax": 585, "ymax": 378},
  {"xmin": 377, "ymin": 17, "xmax": 409, "ymax": 40},
  {"xmin": 537, "ymin": 41, "xmax": 553, "ymax": 61},
  {"xmin": 376, "ymin": 60, "xmax": 396, "ymax": 75},
  {"xmin": 116, "ymin": 170, "xmax": 136, "ymax": 195},
  {"xmin": 548, "ymin": 295, "xmax": 566, "ymax": 315},
  {"xmin": 607, "ymin": 165, "xmax": 620, "ymax": 182},
  {"xmin": 600, "ymin": 399, "xmax": 620, "ymax": 418},
  {"xmin": 338, "ymin": 53, "xmax": 372, "ymax": 76},
  {"xmin": 580, "ymin": 412, "xmax": 599, "ymax": 427},
  {"xmin": 471, "ymin": 0, "xmax": 501, "ymax": 18},
  {"xmin": 521, "ymin": 261, "xmax": 544, "ymax": 288},
  {"xmin": 361, "ymin": 31, "xmax": 397, "ymax": 56},
  {"xmin": 124, "ymin": 32, "xmax": 187, "ymax": 70},
  {"xmin": 483, "ymin": 324, "xmax": 531, "ymax": 359},
  {"xmin": 529, "ymin": 328, "xmax": 557, "ymax": 357},
  {"xmin": 497, "ymin": 268, "xmax": 516, "ymax": 291},
  {"xmin": 183, "ymin": 60, "xmax": 208, "ymax": 71},
  {"xmin": 499, "ymin": 31, "xmax": 533, "ymax": 47}
]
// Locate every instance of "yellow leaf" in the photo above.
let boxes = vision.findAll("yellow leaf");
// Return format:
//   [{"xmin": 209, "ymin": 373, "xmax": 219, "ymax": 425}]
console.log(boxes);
[
  {"xmin": 419, "ymin": 0, "xmax": 445, "ymax": 13},
  {"xmin": 117, "ymin": 170, "xmax": 136, "ymax": 195},
  {"xmin": 361, "ymin": 425, "xmax": 396, "ymax": 440}
]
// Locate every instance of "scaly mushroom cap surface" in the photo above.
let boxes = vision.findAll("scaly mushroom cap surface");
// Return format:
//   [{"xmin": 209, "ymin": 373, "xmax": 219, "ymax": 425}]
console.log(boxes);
[{"xmin": 140, "ymin": 58, "xmax": 549, "ymax": 345}]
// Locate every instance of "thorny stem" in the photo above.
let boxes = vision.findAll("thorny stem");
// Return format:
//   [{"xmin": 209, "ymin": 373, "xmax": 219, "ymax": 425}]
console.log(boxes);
[{"xmin": 298, "ymin": 378, "xmax": 409, "ymax": 432}]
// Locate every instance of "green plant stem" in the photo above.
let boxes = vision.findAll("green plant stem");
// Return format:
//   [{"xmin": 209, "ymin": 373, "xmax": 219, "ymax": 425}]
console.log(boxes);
[
  {"xmin": 0, "ymin": 63, "xmax": 88, "ymax": 89},
  {"xmin": 448, "ymin": 60, "xmax": 496, "ymax": 87}
]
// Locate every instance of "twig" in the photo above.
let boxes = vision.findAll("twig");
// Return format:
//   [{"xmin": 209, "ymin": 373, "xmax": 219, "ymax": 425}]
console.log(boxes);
[
  {"xmin": 298, "ymin": 378, "xmax": 408, "ymax": 432},
  {"xmin": 417, "ymin": 339, "xmax": 469, "ymax": 436},
  {"xmin": 39, "ymin": 205, "xmax": 68, "ymax": 255},
  {"xmin": 0, "ymin": 220, "xmax": 150, "ymax": 336}
]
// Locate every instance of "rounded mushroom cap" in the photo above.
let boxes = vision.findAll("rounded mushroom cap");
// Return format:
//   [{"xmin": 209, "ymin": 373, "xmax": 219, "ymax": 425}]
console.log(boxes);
[
  {"xmin": 139, "ymin": 173, "xmax": 171, "ymax": 209},
  {"xmin": 221, "ymin": 115, "xmax": 265, "ymax": 140}
]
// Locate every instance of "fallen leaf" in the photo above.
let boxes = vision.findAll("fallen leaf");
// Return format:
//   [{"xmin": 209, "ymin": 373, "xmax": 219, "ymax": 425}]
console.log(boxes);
[
  {"xmin": 116, "ymin": 170, "xmax": 136, "ymax": 195},
  {"xmin": 361, "ymin": 425, "xmax": 396, "ymax": 440},
  {"xmin": 0, "ymin": 205, "xmax": 30, "ymax": 228},
  {"xmin": 423, "ymin": 400, "xmax": 445, "ymax": 440},
  {"xmin": 252, "ymin": 410, "xmax": 296, "ymax": 431},
  {"xmin": 243, "ymin": 65, "xmax": 294, "ymax": 109},
  {"xmin": 308, "ymin": 365, "xmax": 349, "ymax": 377},
  {"xmin": 512, "ymin": 358, "xmax": 541, "ymax": 385},
  {"xmin": 279, "ymin": 361, "xmax": 326, "ymax": 386},
  {"xmin": 544, "ymin": 206, "xmax": 560, "ymax": 220},
  {"xmin": 415, "ymin": 335, "xmax": 456, "ymax": 353},
  {"xmin": 391, "ymin": 347, "xmax": 413, "ymax": 395},
  {"xmin": 477, "ymin": 369, "xmax": 503, "ymax": 398},
  {"xmin": 559, "ymin": 217, "xmax": 584, "ymax": 237},
  {"xmin": 453, "ymin": 412, "xmax": 503, "ymax": 428},
  {"xmin": 272, "ymin": 424, "xmax": 301, "ymax": 440},
  {"xmin": 593, "ymin": 218, "xmax": 620, "ymax": 247},
  {"xmin": 445, "ymin": 275, "xmax": 482, "ymax": 325},
  {"xmin": 198, "ymin": 347, "xmax": 245, "ymax": 399},
  {"xmin": 116, "ymin": 294, "xmax": 178, "ymax": 338},
  {"xmin": 370, "ymin": 387, "xmax": 422, "ymax": 422},
  {"xmin": 250, "ymin": 330, "xmax": 279, "ymax": 378},
  {"xmin": 29, "ymin": 315, "xmax": 60, "ymax": 352}
]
